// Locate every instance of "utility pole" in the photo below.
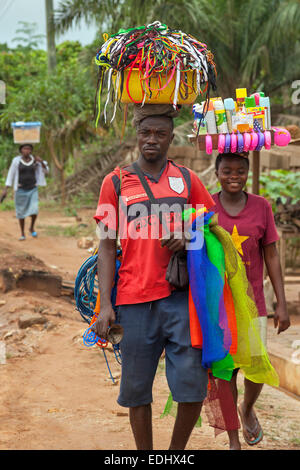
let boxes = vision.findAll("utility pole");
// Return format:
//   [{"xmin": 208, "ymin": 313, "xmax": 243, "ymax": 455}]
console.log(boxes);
[{"xmin": 45, "ymin": 0, "xmax": 57, "ymax": 73}]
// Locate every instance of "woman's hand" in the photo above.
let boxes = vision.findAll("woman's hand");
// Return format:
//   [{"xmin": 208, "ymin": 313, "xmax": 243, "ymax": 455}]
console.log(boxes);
[
  {"xmin": 0, "ymin": 189, "xmax": 7, "ymax": 203},
  {"xmin": 274, "ymin": 304, "xmax": 290, "ymax": 334}
]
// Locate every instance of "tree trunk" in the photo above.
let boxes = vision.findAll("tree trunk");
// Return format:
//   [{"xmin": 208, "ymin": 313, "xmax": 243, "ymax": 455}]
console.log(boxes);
[
  {"xmin": 45, "ymin": 0, "xmax": 57, "ymax": 74},
  {"xmin": 60, "ymin": 166, "xmax": 66, "ymax": 206}
]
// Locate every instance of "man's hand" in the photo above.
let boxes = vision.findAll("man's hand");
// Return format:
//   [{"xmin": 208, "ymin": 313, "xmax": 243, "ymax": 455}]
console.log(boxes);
[
  {"xmin": 160, "ymin": 232, "xmax": 186, "ymax": 252},
  {"xmin": 34, "ymin": 155, "xmax": 43, "ymax": 163},
  {"xmin": 274, "ymin": 304, "xmax": 290, "ymax": 334},
  {"xmin": 91, "ymin": 304, "xmax": 116, "ymax": 340}
]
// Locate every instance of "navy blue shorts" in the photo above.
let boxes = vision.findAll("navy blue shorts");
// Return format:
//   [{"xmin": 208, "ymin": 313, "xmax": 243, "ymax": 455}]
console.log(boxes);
[{"xmin": 116, "ymin": 290, "xmax": 208, "ymax": 408}]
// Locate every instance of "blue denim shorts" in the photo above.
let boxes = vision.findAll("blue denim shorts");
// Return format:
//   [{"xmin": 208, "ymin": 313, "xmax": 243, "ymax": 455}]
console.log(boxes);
[{"xmin": 117, "ymin": 290, "xmax": 208, "ymax": 408}]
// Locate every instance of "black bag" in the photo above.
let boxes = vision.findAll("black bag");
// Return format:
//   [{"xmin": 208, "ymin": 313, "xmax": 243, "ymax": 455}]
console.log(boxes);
[
  {"xmin": 165, "ymin": 249, "xmax": 189, "ymax": 290},
  {"xmin": 132, "ymin": 162, "xmax": 189, "ymax": 290}
]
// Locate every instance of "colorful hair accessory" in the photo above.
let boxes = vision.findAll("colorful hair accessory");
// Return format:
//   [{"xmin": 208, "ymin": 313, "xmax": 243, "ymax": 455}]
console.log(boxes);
[
  {"xmin": 230, "ymin": 133, "xmax": 237, "ymax": 153},
  {"xmin": 255, "ymin": 131, "xmax": 265, "ymax": 151},
  {"xmin": 273, "ymin": 127, "xmax": 291, "ymax": 147},
  {"xmin": 243, "ymin": 132, "xmax": 251, "ymax": 152},
  {"xmin": 218, "ymin": 134, "xmax": 226, "ymax": 153},
  {"xmin": 205, "ymin": 134, "xmax": 213, "ymax": 155},
  {"xmin": 237, "ymin": 132, "xmax": 244, "ymax": 153},
  {"xmin": 224, "ymin": 134, "xmax": 231, "ymax": 153},
  {"xmin": 249, "ymin": 131, "xmax": 258, "ymax": 151},
  {"xmin": 264, "ymin": 130, "xmax": 271, "ymax": 150}
]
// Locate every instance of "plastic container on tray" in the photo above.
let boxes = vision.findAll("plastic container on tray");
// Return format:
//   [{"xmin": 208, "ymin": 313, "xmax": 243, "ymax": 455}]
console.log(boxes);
[{"xmin": 11, "ymin": 122, "xmax": 42, "ymax": 144}]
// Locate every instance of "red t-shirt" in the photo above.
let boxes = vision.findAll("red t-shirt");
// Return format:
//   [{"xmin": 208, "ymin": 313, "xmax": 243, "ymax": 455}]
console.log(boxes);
[
  {"xmin": 212, "ymin": 192, "xmax": 279, "ymax": 316},
  {"xmin": 94, "ymin": 159, "xmax": 214, "ymax": 305}
]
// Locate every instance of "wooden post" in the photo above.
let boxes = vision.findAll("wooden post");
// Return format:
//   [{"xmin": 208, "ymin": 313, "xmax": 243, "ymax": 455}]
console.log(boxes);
[
  {"xmin": 277, "ymin": 229, "xmax": 286, "ymax": 283},
  {"xmin": 252, "ymin": 150, "xmax": 260, "ymax": 195}
]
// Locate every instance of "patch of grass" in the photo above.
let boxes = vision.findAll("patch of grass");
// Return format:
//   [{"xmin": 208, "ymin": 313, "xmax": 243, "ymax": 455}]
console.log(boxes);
[
  {"xmin": 42, "ymin": 223, "xmax": 94, "ymax": 238},
  {"xmin": 39, "ymin": 199, "xmax": 59, "ymax": 211},
  {"xmin": 64, "ymin": 206, "xmax": 78, "ymax": 218},
  {"xmin": 0, "ymin": 199, "xmax": 15, "ymax": 211},
  {"xmin": 290, "ymin": 438, "xmax": 300, "ymax": 447}
]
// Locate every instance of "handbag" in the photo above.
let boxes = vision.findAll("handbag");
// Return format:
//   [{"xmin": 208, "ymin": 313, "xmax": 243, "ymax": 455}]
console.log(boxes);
[{"xmin": 132, "ymin": 162, "xmax": 189, "ymax": 290}]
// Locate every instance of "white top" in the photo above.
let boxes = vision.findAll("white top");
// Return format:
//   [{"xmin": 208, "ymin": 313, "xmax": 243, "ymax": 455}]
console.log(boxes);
[{"xmin": 5, "ymin": 155, "xmax": 49, "ymax": 191}]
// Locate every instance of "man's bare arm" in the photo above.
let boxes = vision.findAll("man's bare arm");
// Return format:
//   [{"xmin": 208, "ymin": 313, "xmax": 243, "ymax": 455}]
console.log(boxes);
[{"xmin": 92, "ymin": 233, "xmax": 117, "ymax": 340}]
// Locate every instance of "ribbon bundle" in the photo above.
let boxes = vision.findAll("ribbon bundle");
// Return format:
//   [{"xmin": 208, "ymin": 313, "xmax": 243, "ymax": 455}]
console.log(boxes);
[{"xmin": 94, "ymin": 21, "xmax": 217, "ymax": 126}]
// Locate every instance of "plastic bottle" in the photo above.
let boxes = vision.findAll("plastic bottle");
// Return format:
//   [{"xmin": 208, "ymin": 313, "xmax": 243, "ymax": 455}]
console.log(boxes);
[
  {"xmin": 236, "ymin": 88, "xmax": 247, "ymax": 110},
  {"xmin": 205, "ymin": 100, "xmax": 217, "ymax": 134},
  {"xmin": 192, "ymin": 103, "xmax": 207, "ymax": 135},
  {"xmin": 213, "ymin": 99, "xmax": 228, "ymax": 134},
  {"xmin": 224, "ymin": 98, "xmax": 235, "ymax": 133},
  {"xmin": 259, "ymin": 97, "xmax": 271, "ymax": 129}
]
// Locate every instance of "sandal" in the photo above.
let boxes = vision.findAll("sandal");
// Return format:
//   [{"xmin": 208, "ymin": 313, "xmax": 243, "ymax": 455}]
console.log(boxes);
[
  {"xmin": 30, "ymin": 231, "xmax": 38, "ymax": 237},
  {"xmin": 238, "ymin": 404, "xmax": 263, "ymax": 446},
  {"xmin": 19, "ymin": 235, "xmax": 26, "ymax": 241}
]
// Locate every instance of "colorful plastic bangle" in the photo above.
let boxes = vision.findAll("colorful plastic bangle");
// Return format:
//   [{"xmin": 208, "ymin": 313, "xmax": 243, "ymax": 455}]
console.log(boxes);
[
  {"xmin": 224, "ymin": 134, "xmax": 231, "ymax": 153},
  {"xmin": 230, "ymin": 133, "xmax": 237, "ymax": 153},
  {"xmin": 249, "ymin": 131, "xmax": 259, "ymax": 151},
  {"xmin": 218, "ymin": 134, "xmax": 225, "ymax": 153},
  {"xmin": 243, "ymin": 132, "xmax": 251, "ymax": 152},
  {"xmin": 205, "ymin": 134, "xmax": 213, "ymax": 155},
  {"xmin": 255, "ymin": 131, "xmax": 265, "ymax": 151},
  {"xmin": 264, "ymin": 130, "xmax": 271, "ymax": 150},
  {"xmin": 237, "ymin": 132, "xmax": 244, "ymax": 153}
]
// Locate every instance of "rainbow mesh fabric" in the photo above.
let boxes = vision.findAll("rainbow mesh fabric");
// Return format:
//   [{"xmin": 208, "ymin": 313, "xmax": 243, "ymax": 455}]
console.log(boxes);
[{"xmin": 161, "ymin": 209, "xmax": 279, "ymax": 431}]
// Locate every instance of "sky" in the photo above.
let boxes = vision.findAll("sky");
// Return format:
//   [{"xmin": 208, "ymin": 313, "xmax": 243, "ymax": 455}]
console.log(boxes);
[{"xmin": 0, "ymin": 0, "xmax": 98, "ymax": 48}]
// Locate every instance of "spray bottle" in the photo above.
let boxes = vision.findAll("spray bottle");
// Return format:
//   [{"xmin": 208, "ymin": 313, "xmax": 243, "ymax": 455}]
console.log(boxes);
[
  {"xmin": 224, "ymin": 98, "xmax": 236, "ymax": 133},
  {"xmin": 259, "ymin": 97, "xmax": 271, "ymax": 129},
  {"xmin": 204, "ymin": 100, "xmax": 217, "ymax": 134},
  {"xmin": 192, "ymin": 103, "xmax": 207, "ymax": 135},
  {"xmin": 213, "ymin": 99, "xmax": 228, "ymax": 134},
  {"xmin": 236, "ymin": 88, "xmax": 247, "ymax": 111}
]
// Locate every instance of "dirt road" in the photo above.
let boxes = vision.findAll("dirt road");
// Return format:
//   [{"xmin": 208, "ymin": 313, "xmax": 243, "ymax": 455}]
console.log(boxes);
[{"xmin": 0, "ymin": 207, "xmax": 299, "ymax": 450}]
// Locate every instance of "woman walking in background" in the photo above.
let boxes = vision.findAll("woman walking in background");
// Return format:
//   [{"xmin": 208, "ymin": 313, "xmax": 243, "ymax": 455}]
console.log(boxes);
[{"xmin": 0, "ymin": 144, "xmax": 49, "ymax": 240}]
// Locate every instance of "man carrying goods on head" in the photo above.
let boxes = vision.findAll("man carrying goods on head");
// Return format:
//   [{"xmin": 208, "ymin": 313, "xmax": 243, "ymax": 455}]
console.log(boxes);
[{"xmin": 92, "ymin": 103, "xmax": 215, "ymax": 450}]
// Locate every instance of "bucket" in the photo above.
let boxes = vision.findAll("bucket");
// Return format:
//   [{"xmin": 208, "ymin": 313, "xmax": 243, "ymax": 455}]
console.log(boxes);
[
  {"xmin": 11, "ymin": 122, "xmax": 42, "ymax": 144},
  {"xmin": 114, "ymin": 69, "xmax": 198, "ymax": 105}
]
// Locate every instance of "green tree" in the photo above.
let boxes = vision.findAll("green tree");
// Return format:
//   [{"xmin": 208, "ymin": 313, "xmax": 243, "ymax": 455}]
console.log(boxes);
[{"xmin": 12, "ymin": 21, "xmax": 45, "ymax": 49}]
